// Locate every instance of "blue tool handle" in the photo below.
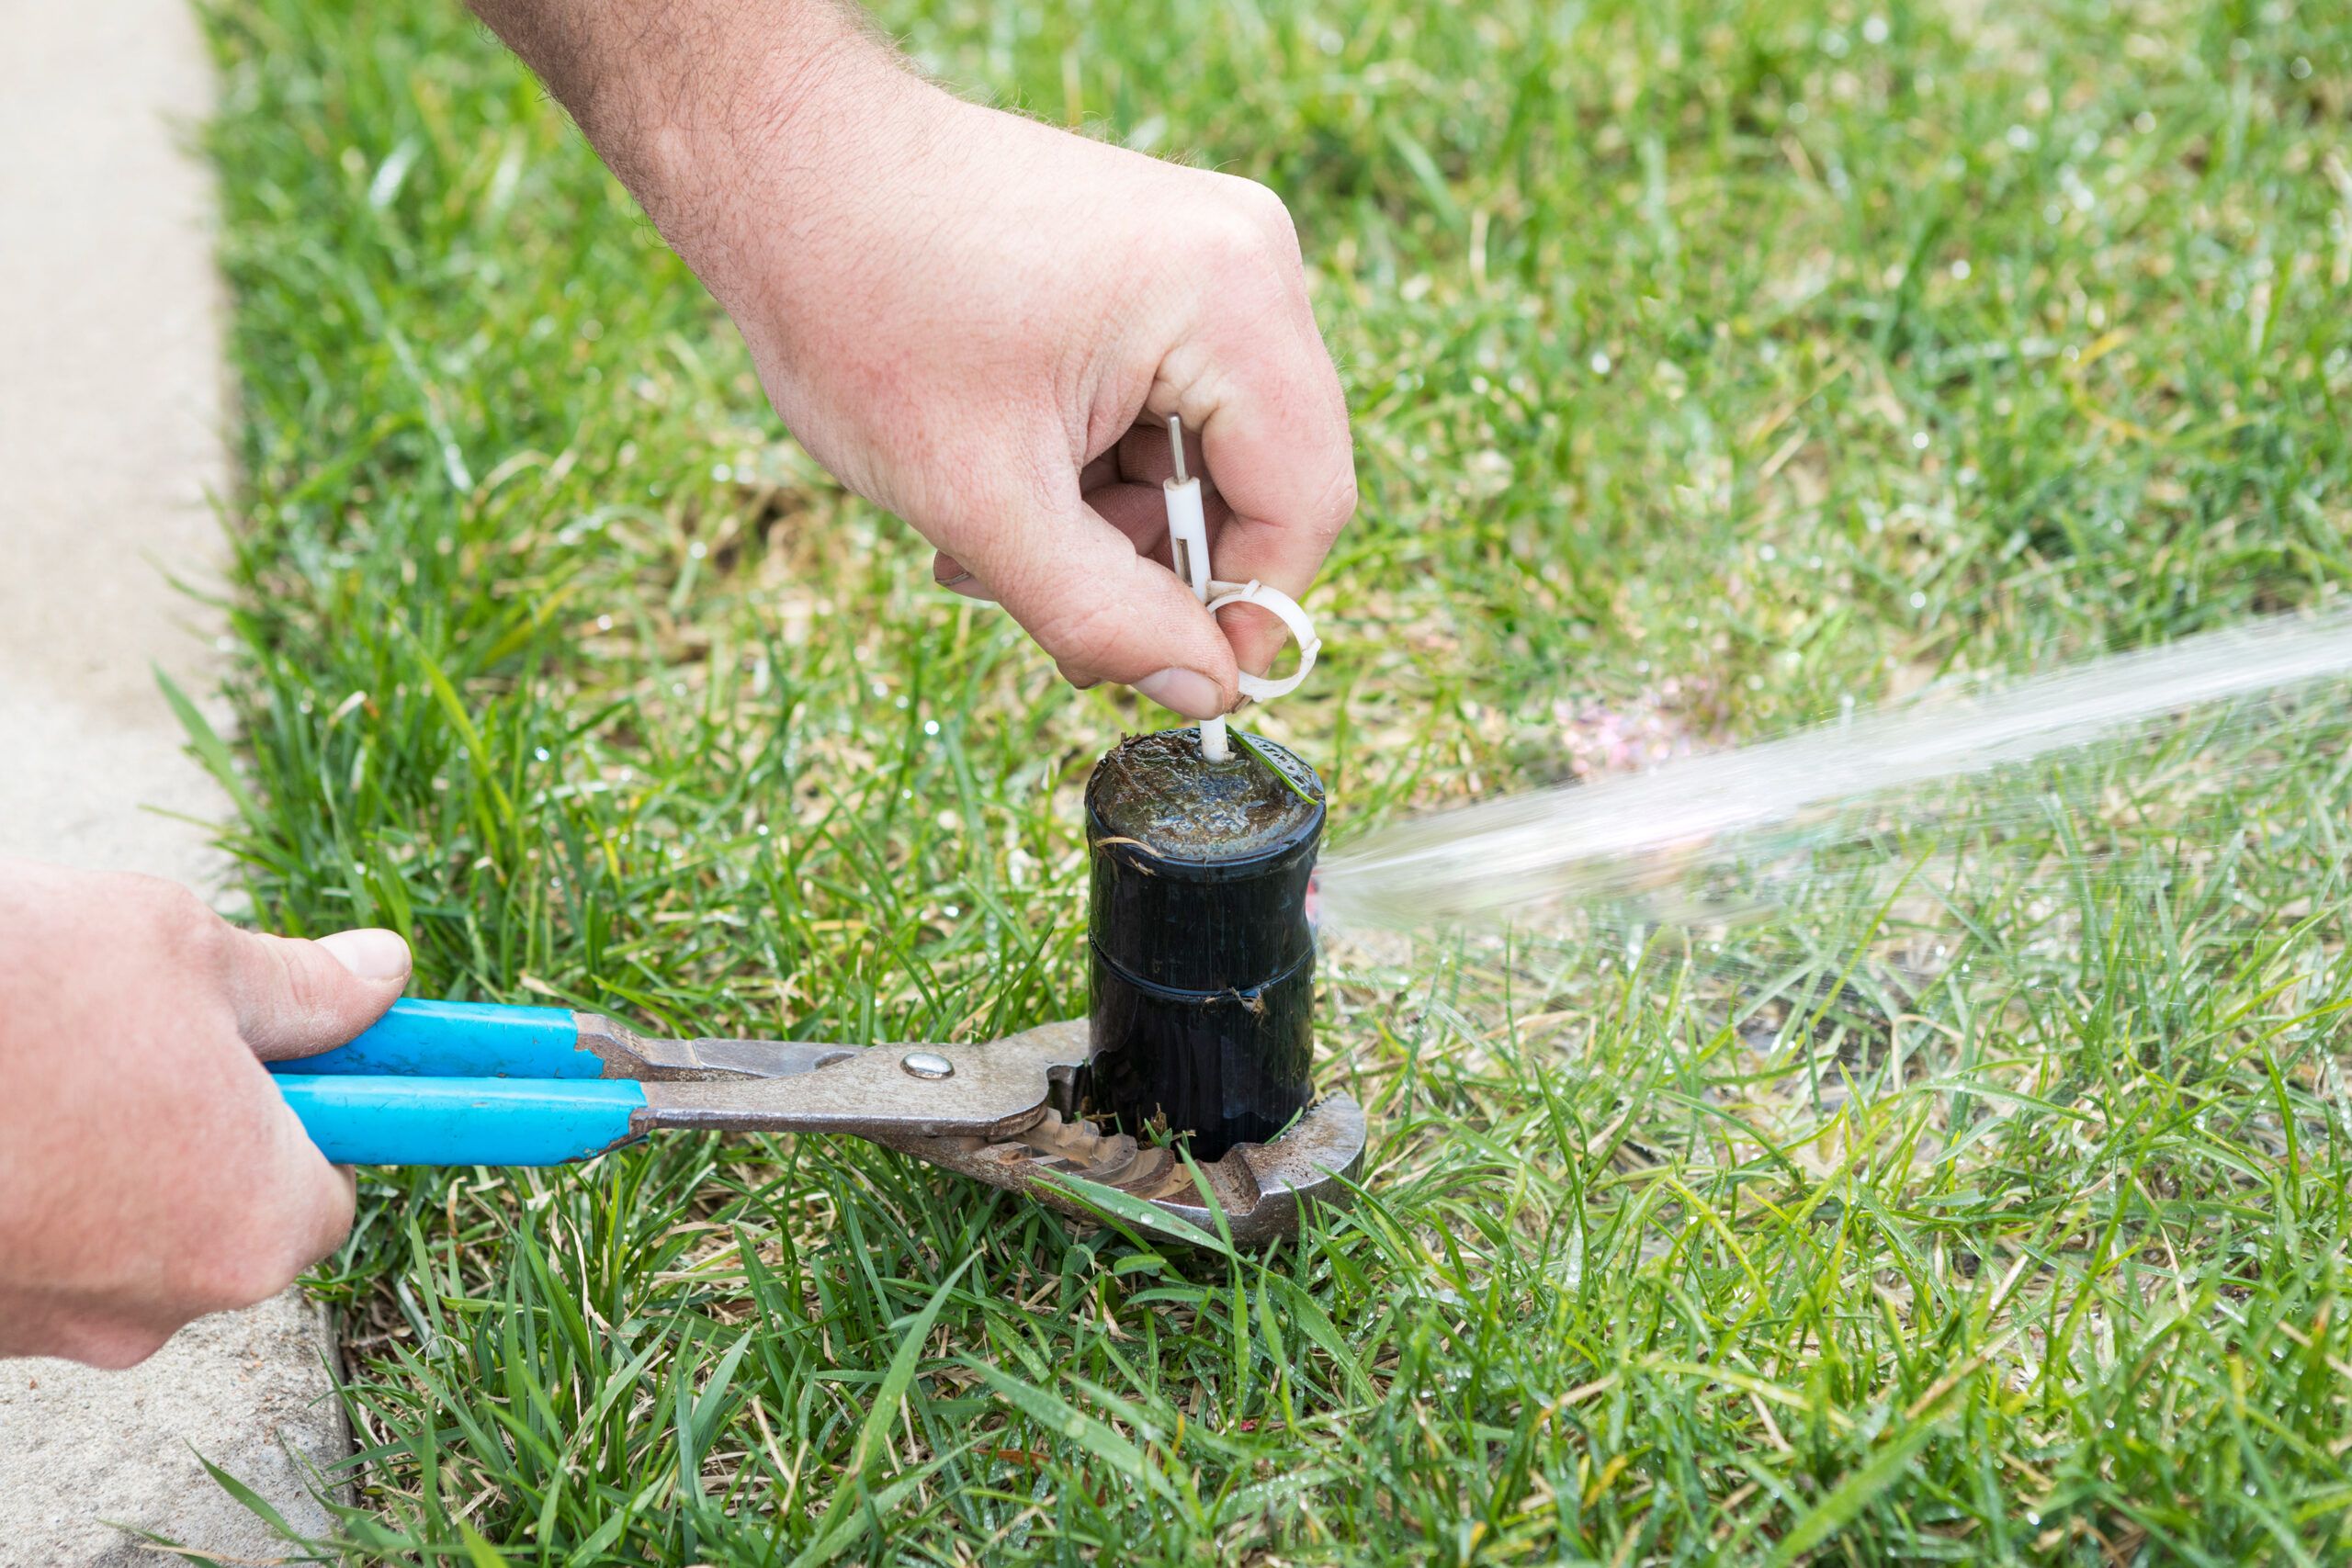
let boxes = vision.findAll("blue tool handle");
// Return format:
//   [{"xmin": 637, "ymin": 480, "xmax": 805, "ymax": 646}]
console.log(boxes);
[
  {"xmin": 276, "ymin": 1076, "xmax": 648, "ymax": 1165},
  {"xmin": 271, "ymin": 998, "xmax": 601, "ymax": 1079}
]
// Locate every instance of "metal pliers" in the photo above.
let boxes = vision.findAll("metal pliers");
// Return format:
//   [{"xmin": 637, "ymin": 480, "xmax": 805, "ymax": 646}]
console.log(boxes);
[{"xmin": 268, "ymin": 999, "xmax": 1364, "ymax": 1247}]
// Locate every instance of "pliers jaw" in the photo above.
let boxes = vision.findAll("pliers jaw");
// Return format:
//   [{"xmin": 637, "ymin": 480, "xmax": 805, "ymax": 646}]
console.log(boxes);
[
  {"xmin": 607, "ymin": 1015, "xmax": 1367, "ymax": 1248},
  {"xmin": 879, "ymin": 1057, "xmax": 1367, "ymax": 1250},
  {"xmin": 886, "ymin": 1099, "xmax": 1365, "ymax": 1251}
]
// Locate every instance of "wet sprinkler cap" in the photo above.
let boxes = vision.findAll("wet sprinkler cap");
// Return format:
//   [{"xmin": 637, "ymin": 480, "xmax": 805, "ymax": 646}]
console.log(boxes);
[{"xmin": 1088, "ymin": 727, "xmax": 1324, "ymax": 871}]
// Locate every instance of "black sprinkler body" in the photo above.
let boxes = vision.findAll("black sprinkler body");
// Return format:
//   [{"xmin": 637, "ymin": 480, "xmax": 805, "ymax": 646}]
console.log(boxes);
[{"xmin": 1084, "ymin": 728, "xmax": 1325, "ymax": 1159}]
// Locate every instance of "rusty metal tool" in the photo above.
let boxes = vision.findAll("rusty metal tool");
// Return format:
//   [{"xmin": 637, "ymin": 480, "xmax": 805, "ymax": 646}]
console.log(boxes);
[{"xmin": 268, "ymin": 998, "xmax": 1363, "ymax": 1247}]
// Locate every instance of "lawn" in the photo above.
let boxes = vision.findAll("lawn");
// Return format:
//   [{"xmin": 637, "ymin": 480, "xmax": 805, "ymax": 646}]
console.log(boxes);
[{"xmin": 194, "ymin": 0, "xmax": 2352, "ymax": 1561}]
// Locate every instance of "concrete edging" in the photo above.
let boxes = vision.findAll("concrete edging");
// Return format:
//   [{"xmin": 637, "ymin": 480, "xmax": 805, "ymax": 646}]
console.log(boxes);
[{"xmin": 0, "ymin": 0, "xmax": 352, "ymax": 1559}]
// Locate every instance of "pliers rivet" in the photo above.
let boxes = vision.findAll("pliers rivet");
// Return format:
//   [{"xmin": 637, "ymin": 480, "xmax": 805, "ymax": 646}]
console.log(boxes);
[{"xmin": 899, "ymin": 1050, "xmax": 955, "ymax": 1081}]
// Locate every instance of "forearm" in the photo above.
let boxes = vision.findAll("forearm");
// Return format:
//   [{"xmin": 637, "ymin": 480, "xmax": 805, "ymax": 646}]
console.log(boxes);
[{"xmin": 467, "ymin": 0, "xmax": 928, "ymax": 314}]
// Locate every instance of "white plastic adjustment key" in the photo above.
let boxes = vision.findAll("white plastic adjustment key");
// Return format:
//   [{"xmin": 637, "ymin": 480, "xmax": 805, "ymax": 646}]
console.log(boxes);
[
  {"xmin": 1204, "ymin": 579, "xmax": 1320, "ymax": 704},
  {"xmin": 1164, "ymin": 463, "xmax": 1210, "ymax": 604},
  {"xmin": 1162, "ymin": 414, "xmax": 1231, "ymax": 761}
]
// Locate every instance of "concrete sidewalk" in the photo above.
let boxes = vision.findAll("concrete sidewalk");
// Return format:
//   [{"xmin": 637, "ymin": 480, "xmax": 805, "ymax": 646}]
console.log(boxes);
[{"xmin": 0, "ymin": 0, "xmax": 349, "ymax": 1560}]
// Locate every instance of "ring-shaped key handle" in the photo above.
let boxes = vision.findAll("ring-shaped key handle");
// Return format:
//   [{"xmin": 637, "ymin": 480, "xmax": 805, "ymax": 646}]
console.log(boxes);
[{"xmin": 1204, "ymin": 579, "xmax": 1320, "ymax": 703}]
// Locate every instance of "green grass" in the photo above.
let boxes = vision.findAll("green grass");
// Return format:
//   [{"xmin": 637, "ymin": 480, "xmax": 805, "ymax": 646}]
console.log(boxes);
[{"xmin": 189, "ymin": 0, "xmax": 2352, "ymax": 1560}]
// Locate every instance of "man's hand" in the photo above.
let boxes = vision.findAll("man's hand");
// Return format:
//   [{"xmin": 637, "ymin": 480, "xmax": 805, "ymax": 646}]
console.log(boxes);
[
  {"xmin": 472, "ymin": 0, "xmax": 1356, "ymax": 719},
  {"xmin": 0, "ymin": 860, "xmax": 410, "ymax": 1367}
]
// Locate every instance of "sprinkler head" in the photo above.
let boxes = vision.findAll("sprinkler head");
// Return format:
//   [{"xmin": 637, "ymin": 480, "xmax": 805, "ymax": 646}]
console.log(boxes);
[{"xmin": 1082, "ymin": 728, "xmax": 1332, "ymax": 1159}]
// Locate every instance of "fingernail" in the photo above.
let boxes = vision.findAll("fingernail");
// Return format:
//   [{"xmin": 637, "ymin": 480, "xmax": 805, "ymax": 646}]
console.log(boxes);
[
  {"xmin": 316, "ymin": 929, "xmax": 412, "ymax": 982},
  {"xmin": 941, "ymin": 577, "xmax": 995, "ymax": 602},
  {"xmin": 1135, "ymin": 668, "xmax": 1226, "ymax": 720}
]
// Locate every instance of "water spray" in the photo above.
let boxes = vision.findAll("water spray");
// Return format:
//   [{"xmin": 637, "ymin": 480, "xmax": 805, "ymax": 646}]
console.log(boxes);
[{"xmin": 1318, "ymin": 607, "xmax": 2352, "ymax": 930}]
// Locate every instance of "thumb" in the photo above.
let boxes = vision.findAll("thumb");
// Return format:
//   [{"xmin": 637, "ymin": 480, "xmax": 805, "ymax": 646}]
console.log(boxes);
[
  {"xmin": 222, "ymin": 927, "xmax": 412, "ymax": 1061},
  {"xmin": 973, "ymin": 479, "xmax": 1241, "ymax": 717}
]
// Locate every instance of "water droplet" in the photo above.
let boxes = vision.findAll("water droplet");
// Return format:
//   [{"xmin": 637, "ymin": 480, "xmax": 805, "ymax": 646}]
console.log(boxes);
[
  {"xmin": 944, "ymin": 904, "xmax": 961, "ymax": 918},
  {"xmin": 922, "ymin": 718, "xmax": 941, "ymax": 737},
  {"xmin": 1589, "ymin": 350, "xmax": 1612, "ymax": 375},
  {"xmin": 688, "ymin": 540, "xmax": 707, "ymax": 559},
  {"xmin": 1911, "ymin": 430, "xmax": 1931, "ymax": 450},
  {"xmin": 595, "ymin": 615, "xmax": 614, "ymax": 632},
  {"xmin": 1909, "ymin": 591, "xmax": 1928, "ymax": 609},
  {"xmin": 534, "ymin": 747, "xmax": 550, "ymax": 762},
  {"xmin": 1950, "ymin": 258, "xmax": 1972, "ymax": 280}
]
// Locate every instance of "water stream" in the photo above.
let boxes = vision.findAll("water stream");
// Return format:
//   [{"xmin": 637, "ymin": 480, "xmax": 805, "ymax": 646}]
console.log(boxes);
[{"xmin": 1317, "ymin": 608, "xmax": 2352, "ymax": 931}]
